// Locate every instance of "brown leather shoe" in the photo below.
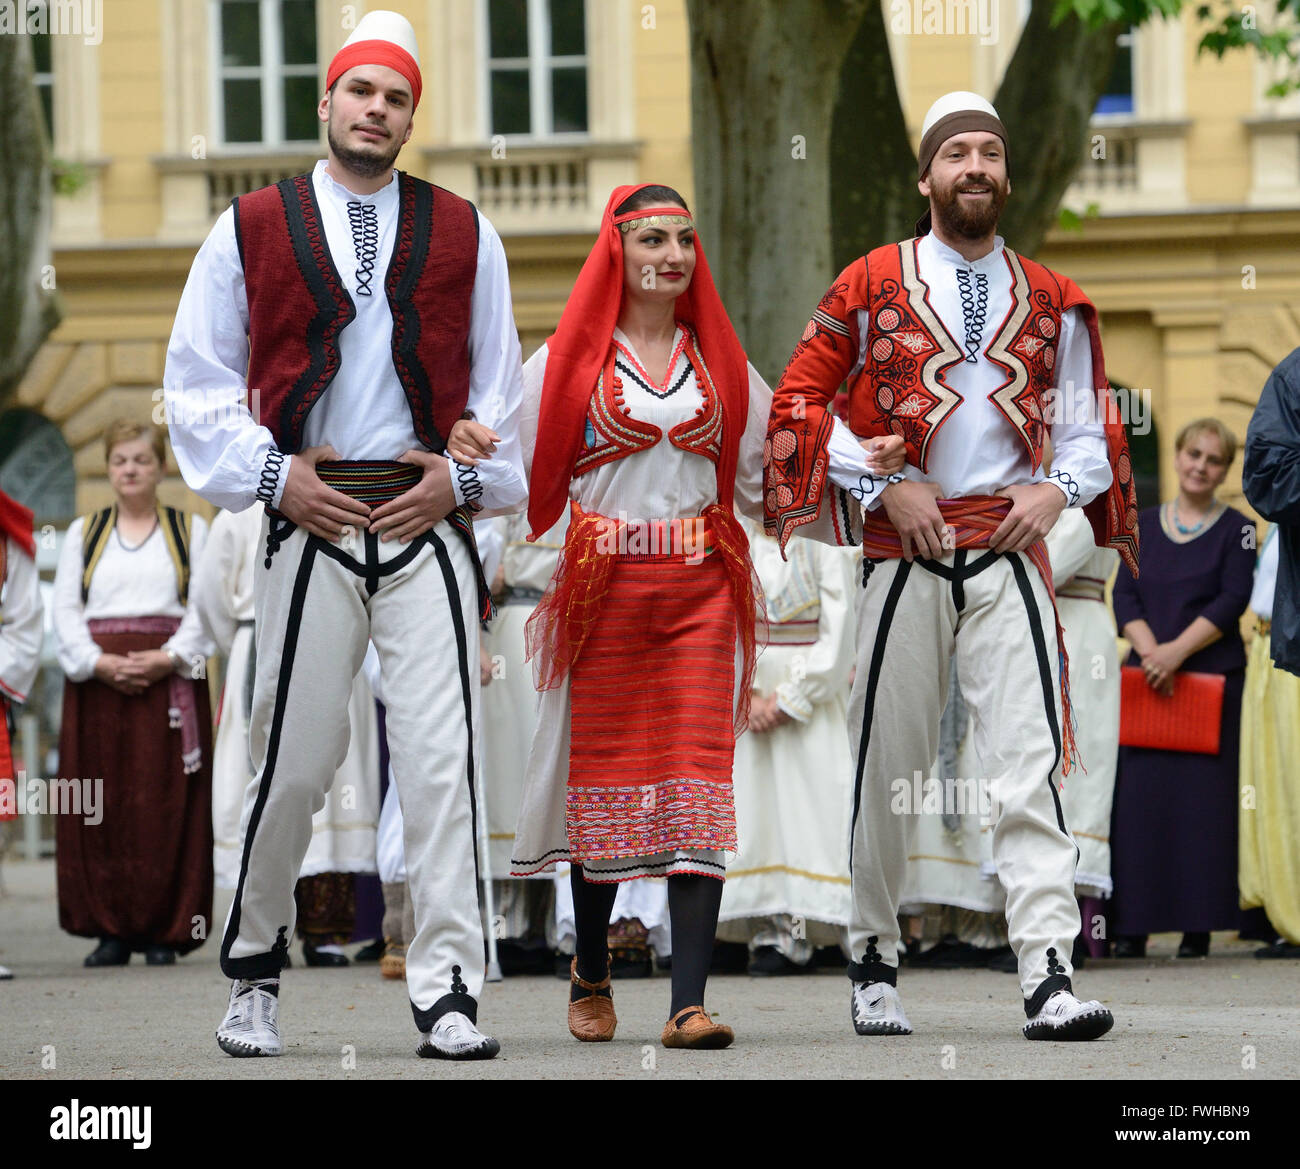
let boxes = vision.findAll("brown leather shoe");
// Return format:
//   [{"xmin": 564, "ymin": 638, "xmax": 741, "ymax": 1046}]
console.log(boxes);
[
  {"xmin": 567, "ymin": 957, "xmax": 617, "ymax": 1042},
  {"xmin": 379, "ymin": 941, "xmax": 406, "ymax": 981},
  {"xmin": 660, "ymin": 1005, "xmax": 734, "ymax": 1050}
]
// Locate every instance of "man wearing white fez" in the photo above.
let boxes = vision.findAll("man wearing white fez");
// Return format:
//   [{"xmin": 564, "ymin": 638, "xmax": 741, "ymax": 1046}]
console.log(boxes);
[
  {"xmin": 164, "ymin": 10, "xmax": 526, "ymax": 1060},
  {"xmin": 766, "ymin": 92, "xmax": 1139, "ymax": 1039}
]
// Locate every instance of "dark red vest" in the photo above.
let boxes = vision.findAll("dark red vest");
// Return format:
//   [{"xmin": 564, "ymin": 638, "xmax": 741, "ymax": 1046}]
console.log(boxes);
[{"xmin": 233, "ymin": 171, "xmax": 479, "ymax": 454}]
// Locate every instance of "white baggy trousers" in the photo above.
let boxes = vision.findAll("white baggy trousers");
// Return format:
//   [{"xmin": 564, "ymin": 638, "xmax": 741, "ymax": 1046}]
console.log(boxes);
[
  {"xmin": 845, "ymin": 547, "xmax": 1080, "ymax": 1008},
  {"xmin": 220, "ymin": 512, "xmax": 486, "ymax": 1032}
]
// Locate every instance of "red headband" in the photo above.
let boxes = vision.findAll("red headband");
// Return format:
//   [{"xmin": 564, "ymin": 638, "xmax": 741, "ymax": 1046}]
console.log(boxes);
[{"xmin": 327, "ymin": 40, "xmax": 422, "ymax": 109}]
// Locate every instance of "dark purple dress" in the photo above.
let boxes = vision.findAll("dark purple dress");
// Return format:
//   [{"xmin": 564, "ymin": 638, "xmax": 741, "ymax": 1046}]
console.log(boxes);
[{"xmin": 1110, "ymin": 504, "xmax": 1255, "ymax": 935}]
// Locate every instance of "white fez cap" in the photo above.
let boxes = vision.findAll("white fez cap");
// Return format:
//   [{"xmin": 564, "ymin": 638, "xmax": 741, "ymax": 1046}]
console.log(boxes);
[
  {"xmin": 340, "ymin": 10, "xmax": 421, "ymax": 64},
  {"xmin": 920, "ymin": 90, "xmax": 1000, "ymax": 139}
]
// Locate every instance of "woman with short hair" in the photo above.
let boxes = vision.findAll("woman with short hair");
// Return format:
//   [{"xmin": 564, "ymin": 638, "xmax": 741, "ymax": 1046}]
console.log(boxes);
[{"xmin": 1110, "ymin": 417, "xmax": 1256, "ymax": 958}]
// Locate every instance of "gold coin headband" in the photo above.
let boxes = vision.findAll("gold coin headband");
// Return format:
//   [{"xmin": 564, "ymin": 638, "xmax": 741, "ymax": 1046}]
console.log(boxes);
[{"xmin": 615, "ymin": 207, "xmax": 694, "ymax": 234}]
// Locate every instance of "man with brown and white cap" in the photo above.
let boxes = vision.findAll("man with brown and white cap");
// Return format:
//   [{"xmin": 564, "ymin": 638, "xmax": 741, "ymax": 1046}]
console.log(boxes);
[
  {"xmin": 766, "ymin": 91, "xmax": 1139, "ymax": 1039},
  {"xmin": 164, "ymin": 10, "xmax": 526, "ymax": 1059}
]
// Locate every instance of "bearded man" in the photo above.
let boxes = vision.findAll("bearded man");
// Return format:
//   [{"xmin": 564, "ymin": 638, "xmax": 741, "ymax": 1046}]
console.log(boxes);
[
  {"xmin": 164, "ymin": 10, "xmax": 526, "ymax": 1060},
  {"xmin": 765, "ymin": 92, "xmax": 1139, "ymax": 1040}
]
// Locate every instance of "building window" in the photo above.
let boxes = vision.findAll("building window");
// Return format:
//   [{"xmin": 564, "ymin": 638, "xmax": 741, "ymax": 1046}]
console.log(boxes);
[
  {"xmin": 486, "ymin": 0, "xmax": 588, "ymax": 138},
  {"xmin": 213, "ymin": 0, "xmax": 319, "ymax": 146},
  {"xmin": 1095, "ymin": 28, "xmax": 1135, "ymax": 116}
]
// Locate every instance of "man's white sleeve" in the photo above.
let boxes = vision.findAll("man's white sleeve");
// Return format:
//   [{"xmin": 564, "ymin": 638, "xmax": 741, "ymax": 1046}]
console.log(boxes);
[
  {"xmin": 163, "ymin": 206, "xmax": 292, "ymax": 513},
  {"xmin": 0, "ymin": 539, "xmax": 44, "ymax": 703},
  {"xmin": 1045, "ymin": 307, "xmax": 1112, "ymax": 509},
  {"xmin": 447, "ymin": 213, "xmax": 528, "ymax": 517}
]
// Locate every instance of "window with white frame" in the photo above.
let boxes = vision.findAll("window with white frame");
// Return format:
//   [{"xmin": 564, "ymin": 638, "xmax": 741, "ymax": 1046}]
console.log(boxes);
[
  {"xmin": 1095, "ymin": 27, "xmax": 1135, "ymax": 116},
  {"xmin": 213, "ymin": 0, "xmax": 319, "ymax": 146},
  {"xmin": 486, "ymin": 0, "xmax": 588, "ymax": 138}
]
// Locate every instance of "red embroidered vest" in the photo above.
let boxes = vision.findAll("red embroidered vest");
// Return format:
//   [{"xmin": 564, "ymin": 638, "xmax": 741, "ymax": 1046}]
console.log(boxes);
[
  {"xmin": 234, "ymin": 172, "xmax": 478, "ymax": 454},
  {"xmin": 850, "ymin": 240, "xmax": 1078, "ymax": 475},
  {"xmin": 573, "ymin": 328, "xmax": 725, "ymax": 481}
]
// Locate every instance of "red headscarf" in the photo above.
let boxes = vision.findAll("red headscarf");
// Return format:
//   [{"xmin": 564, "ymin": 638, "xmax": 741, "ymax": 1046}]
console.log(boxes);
[
  {"xmin": 0, "ymin": 491, "xmax": 35, "ymax": 560},
  {"xmin": 527, "ymin": 183, "xmax": 751, "ymax": 539}
]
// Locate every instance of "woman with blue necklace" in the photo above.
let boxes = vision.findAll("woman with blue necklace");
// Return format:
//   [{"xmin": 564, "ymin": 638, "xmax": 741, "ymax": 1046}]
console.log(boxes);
[{"xmin": 1110, "ymin": 418, "xmax": 1262, "ymax": 958}]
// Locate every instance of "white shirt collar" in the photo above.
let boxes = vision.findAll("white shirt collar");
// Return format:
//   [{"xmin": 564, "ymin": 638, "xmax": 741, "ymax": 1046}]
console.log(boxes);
[
  {"xmin": 313, "ymin": 159, "xmax": 398, "ymax": 205},
  {"xmin": 921, "ymin": 231, "xmax": 1006, "ymax": 272}
]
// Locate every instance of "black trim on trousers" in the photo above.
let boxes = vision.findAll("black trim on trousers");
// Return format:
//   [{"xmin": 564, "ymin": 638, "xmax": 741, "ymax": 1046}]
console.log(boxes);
[
  {"xmin": 915, "ymin": 548, "xmax": 999, "ymax": 614},
  {"xmin": 221, "ymin": 537, "xmax": 320, "ymax": 980},
  {"xmin": 1007, "ymin": 553, "xmax": 1070, "ymax": 837},
  {"xmin": 408, "ymin": 527, "xmax": 482, "ymax": 1031},
  {"xmin": 412, "ymin": 991, "xmax": 478, "ymax": 1031},
  {"xmin": 1025, "ymin": 973, "xmax": 1072, "ymax": 1017},
  {"xmin": 849, "ymin": 558, "xmax": 913, "ymax": 869},
  {"xmin": 846, "ymin": 958, "xmax": 897, "ymax": 986}
]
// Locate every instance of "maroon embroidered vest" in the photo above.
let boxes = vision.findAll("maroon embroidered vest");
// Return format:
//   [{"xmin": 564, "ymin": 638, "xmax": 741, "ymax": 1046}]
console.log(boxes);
[{"xmin": 233, "ymin": 171, "xmax": 478, "ymax": 454}]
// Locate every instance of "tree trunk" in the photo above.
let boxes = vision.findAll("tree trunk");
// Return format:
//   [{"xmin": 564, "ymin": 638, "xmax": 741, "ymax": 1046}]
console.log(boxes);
[
  {"xmin": 688, "ymin": 0, "xmax": 871, "ymax": 382},
  {"xmin": 992, "ymin": 3, "xmax": 1124, "ymax": 256},
  {"xmin": 830, "ymin": 6, "xmax": 922, "ymax": 271},
  {"xmin": 0, "ymin": 32, "xmax": 60, "ymax": 408}
]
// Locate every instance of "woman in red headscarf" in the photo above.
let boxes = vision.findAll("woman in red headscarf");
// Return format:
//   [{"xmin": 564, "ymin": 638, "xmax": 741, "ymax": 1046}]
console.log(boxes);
[{"xmin": 451, "ymin": 184, "xmax": 902, "ymax": 1049}]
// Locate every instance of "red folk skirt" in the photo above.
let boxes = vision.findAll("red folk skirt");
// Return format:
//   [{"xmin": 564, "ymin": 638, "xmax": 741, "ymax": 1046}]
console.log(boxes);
[
  {"xmin": 55, "ymin": 621, "xmax": 213, "ymax": 953},
  {"xmin": 528, "ymin": 503, "xmax": 762, "ymax": 866}
]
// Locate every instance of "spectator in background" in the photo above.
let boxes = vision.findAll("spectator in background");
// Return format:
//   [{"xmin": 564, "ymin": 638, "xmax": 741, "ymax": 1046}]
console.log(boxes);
[
  {"xmin": 0, "ymin": 489, "xmax": 46, "ymax": 980},
  {"xmin": 1110, "ymin": 418, "xmax": 1255, "ymax": 958},
  {"xmin": 52, "ymin": 420, "xmax": 214, "ymax": 967}
]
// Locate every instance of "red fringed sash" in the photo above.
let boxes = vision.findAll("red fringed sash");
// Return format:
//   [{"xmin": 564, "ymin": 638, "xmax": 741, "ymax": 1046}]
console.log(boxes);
[
  {"xmin": 525, "ymin": 501, "xmax": 763, "ymax": 738},
  {"xmin": 863, "ymin": 496, "xmax": 1081, "ymax": 778}
]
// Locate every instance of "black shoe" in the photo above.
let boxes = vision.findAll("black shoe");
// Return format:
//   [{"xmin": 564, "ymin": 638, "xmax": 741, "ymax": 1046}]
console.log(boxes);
[
  {"xmin": 84, "ymin": 938, "xmax": 130, "ymax": 967},
  {"xmin": 1254, "ymin": 939, "xmax": 1300, "ymax": 959},
  {"xmin": 302, "ymin": 939, "xmax": 349, "ymax": 967},
  {"xmin": 609, "ymin": 950, "xmax": 653, "ymax": 979},
  {"xmin": 986, "ymin": 945, "xmax": 1019, "ymax": 973},
  {"xmin": 910, "ymin": 934, "xmax": 987, "ymax": 968},
  {"xmin": 1177, "ymin": 932, "xmax": 1210, "ymax": 959},
  {"xmin": 747, "ymin": 946, "xmax": 806, "ymax": 976},
  {"xmin": 1113, "ymin": 935, "xmax": 1147, "ymax": 959},
  {"xmin": 709, "ymin": 941, "xmax": 749, "ymax": 974},
  {"xmin": 353, "ymin": 939, "xmax": 385, "ymax": 963},
  {"xmin": 144, "ymin": 946, "xmax": 175, "ymax": 966}
]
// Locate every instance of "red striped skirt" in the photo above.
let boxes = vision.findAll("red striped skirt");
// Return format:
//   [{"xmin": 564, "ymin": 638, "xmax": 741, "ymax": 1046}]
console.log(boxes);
[{"xmin": 566, "ymin": 550, "xmax": 739, "ymax": 860}]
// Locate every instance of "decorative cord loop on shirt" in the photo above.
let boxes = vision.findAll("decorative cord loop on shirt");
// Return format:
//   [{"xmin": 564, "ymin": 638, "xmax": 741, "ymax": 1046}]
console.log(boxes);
[
  {"xmin": 956, "ymin": 269, "xmax": 989, "ymax": 364},
  {"xmin": 456, "ymin": 460, "xmax": 484, "ymax": 512},
  {"xmin": 347, "ymin": 201, "xmax": 379, "ymax": 296},
  {"xmin": 1048, "ymin": 468, "xmax": 1080, "ymax": 506},
  {"xmin": 256, "ymin": 449, "xmax": 286, "ymax": 506}
]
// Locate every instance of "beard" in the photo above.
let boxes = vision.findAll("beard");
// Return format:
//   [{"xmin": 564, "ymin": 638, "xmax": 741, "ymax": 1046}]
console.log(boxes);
[
  {"xmin": 929, "ymin": 173, "xmax": 1009, "ymax": 240},
  {"xmin": 327, "ymin": 115, "xmax": 403, "ymax": 179}
]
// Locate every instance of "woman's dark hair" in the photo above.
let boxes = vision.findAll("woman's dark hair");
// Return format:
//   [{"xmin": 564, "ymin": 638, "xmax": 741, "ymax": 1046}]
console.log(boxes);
[{"xmin": 614, "ymin": 184, "xmax": 690, "ymax": 217}]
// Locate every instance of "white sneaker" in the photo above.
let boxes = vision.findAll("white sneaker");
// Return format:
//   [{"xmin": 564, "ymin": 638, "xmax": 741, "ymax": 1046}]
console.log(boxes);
[
  {"xmin": 216, "ymin": 978, "xmax": 282, "ymax": 1057},
  {"xmin": 0, "ymin": 964, "xmax": 12, "ymax": 980},
  {"xmin": 416, "ymin": 1011, "xmax": 500, "ymax": 1060},
  {"xmin": 1023, "ymin": 989, "xmax": 1113, "ymax": 1041},
  {"xmin": 851, "ymin": 981, "xmax": 913, "ymax": 1036}
]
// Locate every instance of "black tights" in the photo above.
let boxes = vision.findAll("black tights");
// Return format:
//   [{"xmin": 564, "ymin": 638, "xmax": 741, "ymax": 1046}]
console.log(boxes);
[{"xmin": 569, "ymin": 865, "xmax": 724, "ymax": 1017}]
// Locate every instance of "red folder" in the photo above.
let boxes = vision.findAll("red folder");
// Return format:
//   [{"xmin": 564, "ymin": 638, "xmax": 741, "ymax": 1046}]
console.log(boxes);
[{"xmin": 1119, "ymin": 666, "xmax": 1225, "ymax": 755}]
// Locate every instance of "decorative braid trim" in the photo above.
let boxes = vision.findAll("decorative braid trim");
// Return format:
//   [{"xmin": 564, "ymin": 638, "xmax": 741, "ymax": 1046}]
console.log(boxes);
[{"xmin": 256, "ymin": 449, "xmax": 287, "ymax": 506}]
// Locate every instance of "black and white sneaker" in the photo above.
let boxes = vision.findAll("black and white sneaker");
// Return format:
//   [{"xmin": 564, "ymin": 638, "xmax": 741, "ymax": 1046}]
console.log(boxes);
[
  {"xmin": 1023, "ymin": 990, "xmax": 1113, "ymax": 1041},
  {"xmin": 416, "ymin": 1011, "xmax": 500, "ymax": 1060},
  {"xmin": 851, "ymin": 981, "xmax": 913, "ymax": 1036},
  {"xmin": 216, "ymin": 978, "xmax": 282, "ymax": 1057}
]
